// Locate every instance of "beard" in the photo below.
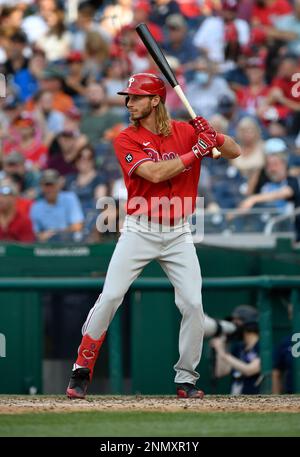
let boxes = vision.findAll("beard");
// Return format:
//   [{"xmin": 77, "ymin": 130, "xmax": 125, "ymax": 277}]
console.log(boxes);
[{"xmin": 129, "ymin": 101, "xmax": 153, "ymax": 122}]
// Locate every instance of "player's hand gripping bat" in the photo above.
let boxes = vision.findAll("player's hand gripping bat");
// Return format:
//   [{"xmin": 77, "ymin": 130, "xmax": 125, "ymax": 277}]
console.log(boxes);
[{"xmin": 136, "ymin": 23, "xmax": 221, "ymax": 159}]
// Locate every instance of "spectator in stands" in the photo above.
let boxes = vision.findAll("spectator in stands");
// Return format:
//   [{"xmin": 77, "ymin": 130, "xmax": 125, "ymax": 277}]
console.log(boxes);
[
  {"xmin": 163, "ymin": 55, "xmax": 187, "ymax": 118},
  {"xmin": 93, "ymin": 123, "xmax": 125, "ymax": 188},
  {"xmin": 0, "ymin": 96, "xmax": 22, "ymax": 138},
  {"xmin": 176, "ymin": 0, "xmax": 206, "ymax": 30},
  {"xmin": 64, "ymin": 51, "xmax": 87, "ymax": 103},
  {"xmin": 36, "ymin": 7, "xmax": 72, "ymax": 62},
  {"xmin": 13, "ymin": 49, "xmax": 47, "ymax": 102},
  {"xmin": 149, "ymin": 0, "xmax": 181, "ymax": 28},
  {"xmin": 238, "ymin": 139, "xmax": 300, "ymax": 241},
  {"xmin": 63, "ymin": 106, "xmax": 84, "ymax": 135},
  {"xmin": 211, "ymin": 165, "xmax": 247, "ymax": 210},
  {"xmin": 113, "ymin": 25, "xmax": 151, "ymax": 74},
  {"xmin": 267, "ymin": 118, "xmax": 289, "ymax": 140},
  {"xmin": 258, "ymin": 55, "xmax": 300, "ymax": 135},
  {"xmin": 162, "ymin": 13, "xmax": 200, "ymax": 77},
  {"xmin": 186, "ymin": 56, "xmax": 235, "ymax": 119},
  {"xmin": 47, "ymin": 128, "xmax": 87, "ymax": 177},
  {"xmin": 70, "ymin": 1, "xmax": 108, "ymax": 52},
  {"xmin": 208, "ymin": 112, "xmax": 229, "ymax": 133},
  {"xmin": 289, "ymin": 132, "xmax": 300, "ymax": 177},
  {"xmin": 0, "ymin": 173, "xmax": 34, "ymax": 218},
  {"xmin": 33, "ymin": 90, "xmax": 65, "ymax": 145},
  {"xmin": 269, "ymin": 0, "xmax": 300, "ymax": 57},
  {"xmin": 0, "ymin": 182, "xmax": 35, "ymax": 242},
  {"xmin": 217, "ymin": 93, "xmax": 247, "ymax": 137},
  {"xmin": 251, "ymin": 0, "xmax": 293, "ymax": 28},
  {"xmin": 80, "ymin": 82, "xmax": 123, "ymax": 148},
  {"xmin": 83, "ymin": 29, "xmax": 110, "ymax": 80},
  {"xmin": 236, "ymin": 0, "xmax": 256, "ymax": 22},
  {"xmin": 26, "ymin": 65, "xmax": 74, "ymax": 115},
  {"xmin": 0, "ymin": 4, "xmax": 25, "ymax": 36},
  {"xmin": 211, "ymin": 305, "xmax": 262, "ymax": 395},
  {"xmin": 3, "ymin": 112, "xmax": 48, "ymax": 170},
  {"xmin": 198, "ymin": 164, "xmax": 220, "ymax": 213},
  {"xmin": 30, "ymin": 168, "xmax": 84, "ymax": 242},
  {"xmin": 202, "ymin": 113, "xmax": 246, "ymax": 210},
  {"xmin": 233, "ymin": 117, "xmax": 265, "ymax": 183},
  {"xmin": 100, "ymin": 0, "xmax": 133, "ymax": 40},
  {"xmin": 223, "ymin": 51, "xmax": 249, "ymax": 93},
  {"xmin": 193, "ymin": 0, "xmax": 250, "ymax": 66},
  {"xmin": 1, "ymin": 151, "xmax": 40, "ymax": 199},
  {"xmin": 65, "ymin": 144, "xmax": 108, "ymax": 215},
  {"xmin": 236, "ymin": 56, "xmax": 269, "ymax": 117},
  {"xmin": 3, "ymin": 29, "xmax": 28, "ymax": 79},
  {"xmin": 132, "ymin": 0, "xmax": 164, "ymax": 44},
  {"xmin": 21, "ymin": 0, "xmax": 57, "ymax": 44},
  {"xmin": 102, "ymin": 57, "xmax": 130, "ymax": 117}
]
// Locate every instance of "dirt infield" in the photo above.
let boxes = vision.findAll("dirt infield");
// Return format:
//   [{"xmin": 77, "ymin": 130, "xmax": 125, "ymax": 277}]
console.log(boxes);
[{"xmin": 0, "ymin": 395, "xmax": 300, "ymax": 415}]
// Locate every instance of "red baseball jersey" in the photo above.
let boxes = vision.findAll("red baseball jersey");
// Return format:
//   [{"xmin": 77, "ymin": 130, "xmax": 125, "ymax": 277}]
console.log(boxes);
[{"xmin": 114, "ymin": 120, "xmax": 205, "ymax": 222}]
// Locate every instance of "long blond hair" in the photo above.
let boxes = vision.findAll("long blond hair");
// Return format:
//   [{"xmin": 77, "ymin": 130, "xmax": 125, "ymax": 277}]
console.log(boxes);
[{"xmin": 132, "ymin": 100, "xmax": 172, "ymax": 136}]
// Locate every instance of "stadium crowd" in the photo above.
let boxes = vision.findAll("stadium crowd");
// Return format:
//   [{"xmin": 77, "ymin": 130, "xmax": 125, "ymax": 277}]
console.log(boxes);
[{"xmin": 0, "ymin": 0, "xmax": 299, "ymax": 243}]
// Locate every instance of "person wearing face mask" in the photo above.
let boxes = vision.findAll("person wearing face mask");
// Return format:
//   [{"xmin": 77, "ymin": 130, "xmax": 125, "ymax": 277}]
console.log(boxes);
[
  {"xmin": 186, "ymin": 57, "xmax": 235, "ymax": 119},
  {"xmin": 79, "ymin": 82, "xmax": 124, "ymax": 148}
]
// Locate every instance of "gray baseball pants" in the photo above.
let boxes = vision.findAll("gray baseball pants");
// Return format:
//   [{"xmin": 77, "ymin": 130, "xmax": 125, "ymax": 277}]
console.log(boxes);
[{"xmin": 82, "ymin": 214, "xmax": 205, "ymax": 385}]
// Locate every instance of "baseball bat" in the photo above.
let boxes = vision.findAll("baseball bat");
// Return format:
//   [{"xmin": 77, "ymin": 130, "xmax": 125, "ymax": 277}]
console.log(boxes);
[{"xmin": 135, "ymin": 23, "xmax": 221, "ymax": 159}]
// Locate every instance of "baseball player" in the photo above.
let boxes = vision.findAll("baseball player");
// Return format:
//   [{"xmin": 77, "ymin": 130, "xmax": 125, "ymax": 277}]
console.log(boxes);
[{"xmin": 66, "ymin": 73, "xmax": 241, "ymax": 399}]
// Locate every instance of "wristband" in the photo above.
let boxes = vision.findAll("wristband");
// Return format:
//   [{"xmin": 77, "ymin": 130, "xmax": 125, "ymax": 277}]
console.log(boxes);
[
  {"xmin": 180, "ymin": 151, "xmax": 197, "ymax": 168},
  {"xmin": 216, "ymin": 133, "xmax": 225, "ymax": 147}
]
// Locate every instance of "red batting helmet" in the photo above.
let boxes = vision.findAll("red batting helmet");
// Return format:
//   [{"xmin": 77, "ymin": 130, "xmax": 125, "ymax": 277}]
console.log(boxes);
[{"xmin": 117, "ymin": 73, "xmax": 167, "ymax": 103}]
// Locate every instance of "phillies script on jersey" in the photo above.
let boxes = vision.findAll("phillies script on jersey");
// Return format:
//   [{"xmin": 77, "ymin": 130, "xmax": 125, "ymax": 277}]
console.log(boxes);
[{"xmin": 114, "ymin": 121, "xmax": 207, "ymax": 224}]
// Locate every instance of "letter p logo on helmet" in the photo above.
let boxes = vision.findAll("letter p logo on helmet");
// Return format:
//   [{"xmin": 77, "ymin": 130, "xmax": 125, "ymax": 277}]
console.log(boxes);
[
  {"xmin": 118, "ymin": 73, "xmax": 167, "ymax": 103},
  {"xmin": 128, "ymin": 77, "xmax": 135, "ymax": 88}
]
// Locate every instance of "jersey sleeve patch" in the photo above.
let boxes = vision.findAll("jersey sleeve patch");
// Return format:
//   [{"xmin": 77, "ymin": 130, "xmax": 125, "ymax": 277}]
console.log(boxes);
[
  {"xmin": 114, "ymin": 133, "xmax": 153, "ymax": 177},
  {"xmin": 125, "ymin": 153, "xmax": 133, "ymax": 163}
]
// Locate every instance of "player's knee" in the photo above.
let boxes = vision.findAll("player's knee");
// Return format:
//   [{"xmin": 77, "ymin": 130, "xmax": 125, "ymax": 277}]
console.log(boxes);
[{"xmin": 186, "ymin": 299, "xmax": 203, "ymax": 315}]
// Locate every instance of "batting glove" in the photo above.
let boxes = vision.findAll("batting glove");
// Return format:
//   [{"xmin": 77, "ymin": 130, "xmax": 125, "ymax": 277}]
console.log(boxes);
[
  {"xmin": 189, "ymin": 116, "xmax": 217, "ymax": 137},
  {"xmin": 192, "ymin": 132, "xmax": 217, "ymax": 158}
]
